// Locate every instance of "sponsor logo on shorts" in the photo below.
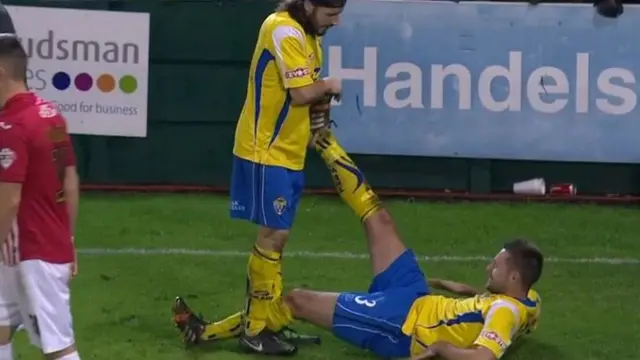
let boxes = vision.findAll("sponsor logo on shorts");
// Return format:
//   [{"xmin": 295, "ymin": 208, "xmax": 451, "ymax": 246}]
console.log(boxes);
[
  {"xmin": 273, "ymin": 197, "xmax": 287, "ymax": 216},
  {"xmin": 230, "ymin": 200, "xmax": 246, "ymax": 212},
  {"xmin": 480, "ymin": 330, "xmax": 508, "ymax": 350},
  {"xmin": 284, "ymin": 67, "xmax": 310, "ymax": 80},
  {"xmin": 0, "ymin": 148, "xmax": 16, "ymax": 169}
]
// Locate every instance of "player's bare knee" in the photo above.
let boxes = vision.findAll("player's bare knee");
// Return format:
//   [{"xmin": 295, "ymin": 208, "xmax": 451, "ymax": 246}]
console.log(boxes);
[
  {"xmin": 256, "ymin": 227, "xmax": 289, "ymax": 253},
  {"xmin": 284, "ymin": 288, "xmax": 312, "ymax": 318},
  {"xmin": 0, "ymin": 326, "xmax": 11, "ymax": 345}
]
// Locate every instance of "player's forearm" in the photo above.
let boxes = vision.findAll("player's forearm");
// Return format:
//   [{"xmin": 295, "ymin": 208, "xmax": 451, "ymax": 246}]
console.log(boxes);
[
  {"xmin": 63, "ymin": 166, "xmax": 79, "ymax": 236},
  {"xmin": 0, "ymin": 185, "xmax": 20, "ymax": 242},
  {"xmin": 431, "ymin": 342, "xmax": 495, "ymax": 360},
  {"xmin": 428, "ymin": 279, "xmax": 480, "ymax": 296},
  {"xmin": 289, "ymin": 80, "xmax": 332, "ymax": 105}
]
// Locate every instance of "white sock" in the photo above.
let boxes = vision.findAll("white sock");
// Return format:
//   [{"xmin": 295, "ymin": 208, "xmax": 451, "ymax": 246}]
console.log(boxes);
[
  {"xmin": 0, "ymin": 343, "xmax": 13, "ymax": 360},
  {"xmin": 56, "ymin": 351, "xmax": 80, "ymax": 360}
]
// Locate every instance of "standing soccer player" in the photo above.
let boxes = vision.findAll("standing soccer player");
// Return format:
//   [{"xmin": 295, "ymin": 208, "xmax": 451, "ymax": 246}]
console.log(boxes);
[
  {"xmin": 172, "ymin": 0, "xmax": 381, "ymax": 355},
  {"xmin": 0, "ymin": 5, "xmax": 24, "ymax": 360},
  {"xmin": 229, "ymin": 0, "xmax": 344, "ymax": 354},
  {"xmin": 0, "ymin": 35, "xmax": 81, "ymax": 360}
]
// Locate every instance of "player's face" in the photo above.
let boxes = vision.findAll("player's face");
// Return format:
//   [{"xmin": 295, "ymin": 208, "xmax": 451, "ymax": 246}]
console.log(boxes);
[
  {"xmin": 485, "ymin": 249, "xmax": 511, "ymax": 293},
  {"xmin": 310, "ymin": 6, "xmax": 343, "ymax": 35}
]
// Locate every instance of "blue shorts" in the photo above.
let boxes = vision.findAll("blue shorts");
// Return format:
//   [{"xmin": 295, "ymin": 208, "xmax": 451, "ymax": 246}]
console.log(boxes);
[
  {"xmin": 332, "ymin": 250, "xmax": 429, "ymax": 358},
  {"xmin": 229, "ymin": 156, "xmax": 304, "ymax": 230}
]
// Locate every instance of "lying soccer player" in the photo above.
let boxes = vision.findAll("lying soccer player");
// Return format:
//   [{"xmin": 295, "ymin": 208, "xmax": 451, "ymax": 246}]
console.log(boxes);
[{"xmin": 174, "ymin": 135, "xmax": 544, "ymax": 359}]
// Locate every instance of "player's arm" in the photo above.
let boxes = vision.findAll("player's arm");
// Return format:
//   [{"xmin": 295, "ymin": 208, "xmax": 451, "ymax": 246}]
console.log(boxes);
[
  {"xmin": 412, "ymin": 341, "xmax": 497, "ymax": 360},
  {"xmin": 62, "ymin": 136, "xmax": 79, "ymax": 237},
  {"xmin": 428, "ymin": 278, "xmax": 481, "ymax": 296},
  {"xmin": 64, "ymin": 166, "xmax": 79, "ymax": 236},
  {"xmin": 58, "ymin": 124, "xmax": 79, "ymax": 276},
  {"xmin": 415, "ymin": 303, "xmax": 518, "ymax": 360},
  {"xmin": 271, "ymin": 25, "xmax": 339, "ymax": 105},
  {"xmin": 0, "ymin": 129, "xmax": 27, "ymax": 242}
]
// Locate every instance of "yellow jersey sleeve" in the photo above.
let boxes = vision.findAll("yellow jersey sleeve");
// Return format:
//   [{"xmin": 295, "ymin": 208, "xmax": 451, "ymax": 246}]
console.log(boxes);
[
  {"xmin": 474, "ymin": 304, "xmax": 518, "ymax": 359},
  {"xmin": 271, "ymin": 25, "xmax": 315, "ymax": 89}
]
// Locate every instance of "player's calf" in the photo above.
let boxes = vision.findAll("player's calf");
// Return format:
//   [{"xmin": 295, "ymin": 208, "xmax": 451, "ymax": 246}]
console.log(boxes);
[{"xmin": 362, "ymin": 209, "xmax": 408, "ymax": 276}]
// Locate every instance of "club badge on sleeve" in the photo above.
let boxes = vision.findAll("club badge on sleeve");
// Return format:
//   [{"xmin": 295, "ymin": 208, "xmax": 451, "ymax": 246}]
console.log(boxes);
[{"xmin": 0, "ymin": 147, "xmax": 15, "ymax": 169}]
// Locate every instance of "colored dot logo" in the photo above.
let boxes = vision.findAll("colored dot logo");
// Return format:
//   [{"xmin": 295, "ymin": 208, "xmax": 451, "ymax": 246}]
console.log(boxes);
[{"xmin": 51, "ymin": 72, "xmax": 138, "ymax": 94}]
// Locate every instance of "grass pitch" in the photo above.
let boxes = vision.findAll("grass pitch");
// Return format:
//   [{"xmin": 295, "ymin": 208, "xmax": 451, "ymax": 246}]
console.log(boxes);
[{"xmin": 12, "ymin": 194, "xmax": 640, "ymax": 360}]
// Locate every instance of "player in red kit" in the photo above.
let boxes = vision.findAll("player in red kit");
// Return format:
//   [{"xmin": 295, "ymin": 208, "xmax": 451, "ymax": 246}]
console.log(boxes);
[{"xmin": 0, "ymin": 35, "xmax": 81, "ymax": 360}]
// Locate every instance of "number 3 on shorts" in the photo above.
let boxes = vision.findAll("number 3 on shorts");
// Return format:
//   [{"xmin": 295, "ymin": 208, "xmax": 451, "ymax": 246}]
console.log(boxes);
[{"xmin": 354, "ymin": 296, "xmax": 376, "ymax": 308}]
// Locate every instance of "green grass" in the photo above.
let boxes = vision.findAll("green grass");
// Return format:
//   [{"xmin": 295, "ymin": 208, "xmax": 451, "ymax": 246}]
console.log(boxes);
[{"xmin": 11, "ymin": 194, "xmax": 640, "ymax": 360}]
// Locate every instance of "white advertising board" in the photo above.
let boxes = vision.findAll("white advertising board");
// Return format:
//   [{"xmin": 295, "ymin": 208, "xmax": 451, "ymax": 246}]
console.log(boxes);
[{"xmin": 7, "ymin": 6, "xmax": 150, "ymax": 137}]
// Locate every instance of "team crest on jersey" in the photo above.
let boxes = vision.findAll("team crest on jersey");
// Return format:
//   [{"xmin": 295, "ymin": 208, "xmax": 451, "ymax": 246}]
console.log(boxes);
[
  {"xmin": 38, "ymin": 102, "xmax": 58, "ymax": 118},
  {"xmin": 273, "ymin": 197, "xmax": 287, "ymax": 216},
  {"xmin": 0, "ymin": 148, "xmax": 16, "ymax": 169}
]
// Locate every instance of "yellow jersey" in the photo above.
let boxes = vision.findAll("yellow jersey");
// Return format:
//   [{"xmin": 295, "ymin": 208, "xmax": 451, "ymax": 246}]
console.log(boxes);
[
  {"xmin": 402, "ymin": 290, "xmax": 542, "ymax": 358},
  {"xmin": 233, "ymin": 11, "xmax": 323, "ymax": 171}
]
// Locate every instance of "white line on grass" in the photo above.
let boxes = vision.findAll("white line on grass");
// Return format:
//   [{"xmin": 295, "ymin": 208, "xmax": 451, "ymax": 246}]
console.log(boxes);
[{"xmin": 77, "ymin": 248, "xmax": 640, "ymax": 265}]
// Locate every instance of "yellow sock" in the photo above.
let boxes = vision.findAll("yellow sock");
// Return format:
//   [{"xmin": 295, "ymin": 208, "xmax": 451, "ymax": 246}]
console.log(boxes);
[
  {"xmin": 201, "ymin": 311, "xmax": 243, "ymax": 341},
  {"xmin": 274, "ymin": 264, "xmax": 283, "ymax": 297},
  {"xmin": 201, "ymin": 297, "xmax": 293, "ymax": 340},
  {"xmin": 266, "ymin": 297, "xmax": 294, "ymax": 332},
  {"xmin": 244, "ymin": 245, "xmax": 281, "ymax": 335},
  {"xmin": 315, "ymin": 132, "xmax": 381, "ymax": 221}
]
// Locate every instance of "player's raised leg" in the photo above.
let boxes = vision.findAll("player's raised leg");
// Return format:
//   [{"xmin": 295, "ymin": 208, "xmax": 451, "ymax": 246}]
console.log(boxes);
[
  {"xmin": 273, "ymin": 134, "xmax": 429, "ymax": 358},
  {"xmin": 315, "ymin": 131, "xmax": 409, "ymax": 275}
]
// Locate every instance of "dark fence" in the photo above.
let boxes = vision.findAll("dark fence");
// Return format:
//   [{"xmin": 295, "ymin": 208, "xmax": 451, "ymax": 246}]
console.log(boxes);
[{"xmin": 7, "ymin": 0, "xmax": 640, "ymax": 196}]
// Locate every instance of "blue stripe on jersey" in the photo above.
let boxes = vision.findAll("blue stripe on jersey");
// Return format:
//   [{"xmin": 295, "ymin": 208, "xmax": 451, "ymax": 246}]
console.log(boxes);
[
  {"xmin": 253, "ymin": 49, "xmax": 275, "ymax": 141},
  {"xmin": 269, "ymin": 93, "xmax": 291, "ymax": 146},
  {"xmin": 424, "ymin": 310, "xmax": 485, "ymax": 329},
  {"xmin": 520, "ymin": 297, "xmax": 537, "ymax": 307}
]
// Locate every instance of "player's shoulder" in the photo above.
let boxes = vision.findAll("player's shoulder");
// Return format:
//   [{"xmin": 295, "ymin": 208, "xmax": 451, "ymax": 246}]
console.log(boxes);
[
  {"xmin": 21, "ymin": 98, "xmax": 68, "ymax": 136},
  {"xmin": 263, "ymin": 11, "xmax": 305, "ymax": 35},
  {"xmin": 484, "ymin": 292, "xmax": 540, "ymax": 319}
]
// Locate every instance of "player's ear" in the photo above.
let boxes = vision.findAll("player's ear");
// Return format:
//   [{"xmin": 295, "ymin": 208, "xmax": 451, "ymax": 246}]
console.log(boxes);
[
  {"xmin": 0, "ymin": 63, "xmax": 8, "ymax": 85},
  {"xmin": 0, "ymin": 60, "xmax": 7, "ymax": 80},
  {"xmin": 510, "ymin": 271, "xmax": 519, "ymax": 282},
  {"xmin": 303, "ymin": 0, "xmax": 314, "ymax": 13}
]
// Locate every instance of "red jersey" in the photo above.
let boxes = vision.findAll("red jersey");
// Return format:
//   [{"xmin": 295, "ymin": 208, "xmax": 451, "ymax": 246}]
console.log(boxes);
[{"xmin": 0, "ymin": 92, "xmax": 76, "ymax": 264}]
